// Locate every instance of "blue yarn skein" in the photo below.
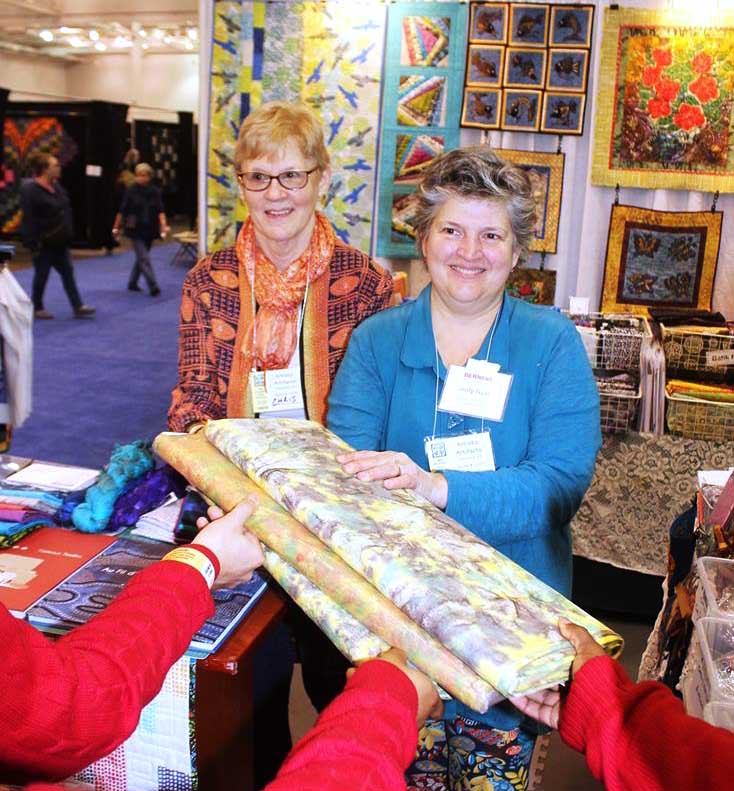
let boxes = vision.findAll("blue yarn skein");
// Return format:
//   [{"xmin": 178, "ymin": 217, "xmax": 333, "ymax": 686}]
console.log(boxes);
[{"xmin": 72, "ymin": 440, "xmax": 155, "ymax": 533}]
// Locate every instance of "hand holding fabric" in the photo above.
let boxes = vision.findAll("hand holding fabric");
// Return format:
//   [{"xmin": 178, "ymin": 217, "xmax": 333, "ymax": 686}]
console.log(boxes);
[
  {"xmin": 348, "ymin": 648, "xmax": 444, "ymax": 726},
  {"xmin": 192, "ymin": 498, "xmax": 265, "ymax": 589},
  {"xmin": 338, "ymin": 450, "xmax": 448, "ymax": 509},
  {"xmin": 510, "ymin": 619, "xmax": 608, "ymax": 729}
]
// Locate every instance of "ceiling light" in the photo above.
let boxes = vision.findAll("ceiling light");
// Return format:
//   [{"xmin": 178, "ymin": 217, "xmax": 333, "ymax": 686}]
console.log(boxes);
[
  {"xmin": 39, "ymin": 30, "xmax": 54, "ymax": 42},
  {"xmin": 185, "ymin": 39, "xmax": 194, "ymax": 50},
  {"xmin": 187, "ymin": 27, "xmax": 197, "ymax": 40},
  {"xmin": 138, "ymin": 28, "xmax": 147, "ymax": 37},
  {"xmin": 69, "ymin": 36, "xmax": 86, "ymax": 48},
  {"xmin": 94, "ymin": 41, "xmax": 106, "ymax": 51},
  {"xmin": 59, "ymin": 26, "xmax": 80, "ymax": 34},
  {"xmin": 152, "ymin": 28, "xmax": 163, "ymax": 40},
  {"xmin": 141, "ymin": 42, "xmax": 149, "ymax": 49},
  {"xmin": 163, "ymin": 35, "xmax": 173, "ymax": 44},
  {"xmin": 113, "ymin": 36, "xmax": 132, "ymax": 48},
  {"xmin": 89, "ymin": 29, "xmax": 99, "ymax": 41}
]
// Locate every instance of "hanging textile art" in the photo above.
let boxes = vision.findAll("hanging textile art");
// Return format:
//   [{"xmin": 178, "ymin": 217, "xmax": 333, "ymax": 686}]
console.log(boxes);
[
  {"xmin": 493, "ymin": 148, "xmax": 564, "ymax": 254},
  {"xmin": 204, "ymin": 1, "xmax": 384, "ymax": 256},
  {"xmin": 0, "ymin": 117, "xmax": 80, "ymax": 235},
  {"xmin": 69, "ymin": 657, "xmax": 196, "ymax": 790},
  {"xmin": 205, "ymin": 1, "xmax": 264, "ymax": 252},
  {"xmin": 505, "ymin": 267, "xmax": 557, "ymax": 305},
  {"xmin": 600, "ymin": 204, "xmax": 722, "ymax": 316},
  {"xmin": 297, "ymin": 2, "xmax": 386, "ymax": 253},
  {"xmin": 462, "ymin": 2, "xmax": 594, "ymax": 136},
  {"xmin": 378, "ymin": 2, "xmax": 468, "ymax": 259},
  {"xmin": 592, "ymin": 7, "xmax": 734, "ymax": 192},
  {"xmin": 157, "ymin": 420, "xmax": 623, "ymax": 707}
]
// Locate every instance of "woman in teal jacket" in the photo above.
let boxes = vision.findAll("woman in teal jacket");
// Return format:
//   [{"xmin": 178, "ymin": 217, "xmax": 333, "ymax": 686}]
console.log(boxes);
[{"xmin": 328, "ymin": 147, "xmax": 600, "ymax": 791}]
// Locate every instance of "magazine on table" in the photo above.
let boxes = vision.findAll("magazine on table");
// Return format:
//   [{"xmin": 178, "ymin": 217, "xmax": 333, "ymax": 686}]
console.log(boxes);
[{"xmin": 27, "ymin": 535, "xmax": 268, "ymax": 656}]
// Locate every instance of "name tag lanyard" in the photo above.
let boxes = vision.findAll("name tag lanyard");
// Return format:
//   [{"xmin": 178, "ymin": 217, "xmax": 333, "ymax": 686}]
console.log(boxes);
[{"xmin": 430, "ymin": 301, "xmax": 501, "ymax": 441}]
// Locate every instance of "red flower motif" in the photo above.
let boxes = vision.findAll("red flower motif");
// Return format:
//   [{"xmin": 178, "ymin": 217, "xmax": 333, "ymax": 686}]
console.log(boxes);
[
  {"xmin": 689, "ymin": 74, "xmax": 719, "ymax": 104},
  {"xmin": 518, "ymin": 283, "xmax": 534, "ymax": 296},
  {"xmin": 692, "ymin": 52, "xmax": 713, "ymax": 74},
  {"xmin": 647, "ymin": 97, "xmax": 671, "ymax": 119},
  {"xmin": 656, "ymin": 76, "xmax": 680, "ymax": 102},
  {"xmin": 642, "ymin": 65, "xmax": 662, "ymax": 87},
  {"xmin": 674, "ymin": 102, "xmax": 706, "ymax": 131},
  {"xmin": 652, "ymin": 47, "xmax": 672, "ymax": 67}
]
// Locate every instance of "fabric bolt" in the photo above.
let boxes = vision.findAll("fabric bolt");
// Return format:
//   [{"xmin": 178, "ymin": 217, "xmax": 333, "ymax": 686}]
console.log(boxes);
[
  {"xmin": 167, "ymin": 235, "xmax": 391, "ymax": 431},
  {"xmin": 153, "ymin": 429, "xmax": 498, "ymax": 712},
  {"xmin": 0, "ymin": 267, "xmax": 33, "ymax": 427},
  {"xmin": 203, "ymin": 419, "xmax": 622, "ymax": 700}
]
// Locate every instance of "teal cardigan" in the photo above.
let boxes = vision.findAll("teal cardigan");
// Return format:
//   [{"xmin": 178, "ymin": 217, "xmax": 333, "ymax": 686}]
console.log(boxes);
[{"xmin": 327, "ymin": 285, "xmax": 601, "ymax": 728}]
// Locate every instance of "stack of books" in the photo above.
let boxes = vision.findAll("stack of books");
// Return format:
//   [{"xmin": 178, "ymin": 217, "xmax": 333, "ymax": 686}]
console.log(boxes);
[{"xmin": 0, "ymin": 527, "xmax": 267, "ymax": 657}]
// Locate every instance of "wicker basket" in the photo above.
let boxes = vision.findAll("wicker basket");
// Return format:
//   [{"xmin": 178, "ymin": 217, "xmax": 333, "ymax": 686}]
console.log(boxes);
[
  {"xmin": 600, "ymin": 388, "xmax": 641, "ymax": 433},
  {"xmin": 662, "ymin": 325, "xmax": 734, "ymax": 384},
  {"xmin": 665, "ymin": 392, "xmax": 734, "ymax": 441}
]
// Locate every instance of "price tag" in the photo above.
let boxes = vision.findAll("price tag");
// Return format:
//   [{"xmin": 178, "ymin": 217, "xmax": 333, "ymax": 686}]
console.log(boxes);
[
  {"xmin": 706, "ymin": 349, "xmax": 734, "ymax": 367},
  {"xmin": 569, "ymin": 296, "xmax": 590, "ymax": 315}
]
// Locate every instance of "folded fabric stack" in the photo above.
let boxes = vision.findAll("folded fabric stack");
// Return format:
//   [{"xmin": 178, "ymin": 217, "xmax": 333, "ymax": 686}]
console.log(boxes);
[
  {"xmin": 666, "ymin": 379, "xmax": 734, "ymax": 405},
  {"xmin": 155, "ymin": 419, "xmax": 623, "ymax": 711},
  {"xmin": 594, "ymin": 370, "xmax": 639, "ymax": 395},
  {"xmin": 0, "ymin": 484, "xmax": 63, "ymax": 547}
]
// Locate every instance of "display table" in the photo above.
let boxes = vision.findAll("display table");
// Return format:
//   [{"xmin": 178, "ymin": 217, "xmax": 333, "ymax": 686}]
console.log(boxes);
[{"xmin": 196, "ymin": 586, "xmax": 286, "ymax": 791}]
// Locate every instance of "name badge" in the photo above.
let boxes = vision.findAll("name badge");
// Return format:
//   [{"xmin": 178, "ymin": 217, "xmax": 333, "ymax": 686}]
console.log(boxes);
[
  {"xmin": 438, "ymin": 360, "xmax": 512, "ymax": 422},
  {"xmin": 248, "ymin": 369, "xmax": 304, "ymax": 413},
  {"xmin": 424, "ymin": 432, "xmax": 496, "ymax": 472}
]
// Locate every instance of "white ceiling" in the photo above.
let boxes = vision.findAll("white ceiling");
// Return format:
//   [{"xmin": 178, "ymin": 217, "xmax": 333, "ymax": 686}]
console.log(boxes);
[{"xmin": 0, "ymin": 0, "xmax": 199, "ymax": 60}]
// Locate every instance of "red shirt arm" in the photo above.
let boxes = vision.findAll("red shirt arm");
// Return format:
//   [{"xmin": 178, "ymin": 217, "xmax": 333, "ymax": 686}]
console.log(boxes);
[
  {"xmin": 1, "ymin": 560, "xmax": 213, "ymax": 782},
  {"xmin": 265, "ymin": 659, "xmax": 418, "ymax": 791},
  {"xmin": 559, "ymin": 655, "xmax": 734, "ymax": 791}
]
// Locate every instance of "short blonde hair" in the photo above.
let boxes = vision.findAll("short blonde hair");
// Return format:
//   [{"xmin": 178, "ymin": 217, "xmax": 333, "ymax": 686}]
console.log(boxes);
[
  {"xmin": 135, "ymin": 162, "xmax": 153, "ymax": 177},
  {"xmin": 234, "ymin": 101, "xmax": 330, "ymax": 172}
]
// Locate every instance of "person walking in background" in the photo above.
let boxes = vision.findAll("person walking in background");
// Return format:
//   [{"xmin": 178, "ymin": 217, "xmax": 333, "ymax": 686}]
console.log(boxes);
[
  {"xmin": 112, "ymin": 163, "xmax": 170, "ymax": 297},
  {"xmin": 19, "ymin": 153, "xmax": 96, "ymax": 320}
]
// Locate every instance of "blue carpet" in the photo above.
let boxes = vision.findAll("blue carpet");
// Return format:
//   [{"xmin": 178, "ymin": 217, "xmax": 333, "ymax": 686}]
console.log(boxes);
[{"xmin": 11, "ymin": 244, "xmax": 190, "ymax": 468}]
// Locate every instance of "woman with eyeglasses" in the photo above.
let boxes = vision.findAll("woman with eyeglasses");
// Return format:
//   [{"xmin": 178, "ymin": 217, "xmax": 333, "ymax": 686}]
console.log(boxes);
[{"xmin": 168, "ymin": 100, "xmax": 392, "ymax": 786}]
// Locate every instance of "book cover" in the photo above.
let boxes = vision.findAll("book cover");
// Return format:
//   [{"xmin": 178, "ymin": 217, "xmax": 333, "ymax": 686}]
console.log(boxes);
[
  {"xmin": 27, "ymin": 535, "xmax": 268, "ymax": 656},
  {"xmin": 0, "ymin": 527, "xmax": 117, "ymax": 617}
]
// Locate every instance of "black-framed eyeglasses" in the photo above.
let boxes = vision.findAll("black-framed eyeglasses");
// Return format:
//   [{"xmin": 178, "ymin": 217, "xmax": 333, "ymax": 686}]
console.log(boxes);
[{"xmin": 236, "ymin": 168, "xmax": 318, "ymax": 192}]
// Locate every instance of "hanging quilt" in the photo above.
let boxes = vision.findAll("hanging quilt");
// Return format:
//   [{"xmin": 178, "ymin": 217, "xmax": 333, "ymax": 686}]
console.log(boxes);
[
  {"xmin": 377, "ymin": 2, "xmax": 467, "ymax": 259},
  {"xmin": 0, "ymin": 117, "xmax": 80, "ymax": 235},
  {"xmin": 154, "ymin": 429, "xmax": 499, "ymax": 713},
  {"xmin": 193, "ymin": 419, "xmax": 623, "ymax": 699},
  {"xmin": 592, "ymin": 7, "xmax": 734, "ymax": 192},
  {"xmin": 205, "ymin": 1, "xmax": 264, "ymax": 252},
  {"xmin": 600, "ymin": 204, "xmax": 722, "ymax": 316},
  {"xmin": 462, "ymin": 3, "xmax": 594, "ymax": 136}
]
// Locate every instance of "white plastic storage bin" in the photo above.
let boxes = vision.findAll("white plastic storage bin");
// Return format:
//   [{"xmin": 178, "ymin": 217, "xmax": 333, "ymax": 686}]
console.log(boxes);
[
  {"xmin": 703, "ymin": 700, "xmax": 734, "ymax": 731},
  {"xmin": 693, "ymin": 556, "xmax": 734, "ymax": 623}
]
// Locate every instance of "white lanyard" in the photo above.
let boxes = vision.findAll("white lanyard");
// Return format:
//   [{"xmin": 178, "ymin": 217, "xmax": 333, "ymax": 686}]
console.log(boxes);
[{"xmin": 431, "ymin": 299, "xmax": 502, "ymax": 440}]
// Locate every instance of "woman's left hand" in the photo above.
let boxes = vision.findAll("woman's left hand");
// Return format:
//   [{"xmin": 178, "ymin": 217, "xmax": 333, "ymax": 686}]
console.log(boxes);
[{"xmin": 338, "ymin": 450, "xmax": 448, "ymax": 509}]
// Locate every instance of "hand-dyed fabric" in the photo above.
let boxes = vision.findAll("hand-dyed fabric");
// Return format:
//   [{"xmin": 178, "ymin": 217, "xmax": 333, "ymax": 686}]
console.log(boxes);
[
  {"xmin": 264, "ymin": 547, "xmax": 389, "ymax": 661},
  {"xmin": 154, "ymin": 430, "xmax": 499, "ymax": 712},
  {"xmin": 205, "ymin": 418, "xmax": 623, "ymax": 698},
  {"xmin": 72, "ymin": 440, "xmax": 155, "ymax": 533},
  {"xmin": 107, "ymin": 465, "xmax": 188, "ymax": 531}
]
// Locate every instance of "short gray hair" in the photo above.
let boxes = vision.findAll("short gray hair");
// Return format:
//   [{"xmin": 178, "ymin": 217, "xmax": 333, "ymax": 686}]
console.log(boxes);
[
  {"xmin": 135, "ymin": 162, "xmax": 153, "ymax": 177},
  {"xmin": 413, "ymin": 146, "xmax": 537, "ymax": 261}
]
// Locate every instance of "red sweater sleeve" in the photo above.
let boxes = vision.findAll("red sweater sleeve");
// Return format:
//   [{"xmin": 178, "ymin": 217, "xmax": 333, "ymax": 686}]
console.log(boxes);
[
  {"xmin": 1, "ymin": 560, "xmax": 213, "ymax": 783},
  {"xmin": 265, "ymin": 659, "xmax": 418, "ymax": 791},
  {"xmin": 559, "ymin": 655, "xmax": 734, "ymax": 791}
]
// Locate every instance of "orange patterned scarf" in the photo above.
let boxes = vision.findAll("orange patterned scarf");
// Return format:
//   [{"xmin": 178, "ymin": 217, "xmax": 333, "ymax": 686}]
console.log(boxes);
[{"xmin": 235, "ymin": 213, "xmax": 335, "ymax": 371}]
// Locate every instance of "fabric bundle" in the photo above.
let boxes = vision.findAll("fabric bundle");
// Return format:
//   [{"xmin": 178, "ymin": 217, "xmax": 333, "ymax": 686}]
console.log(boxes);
[
  {"xmin": 0, "ymin": 485, "xmax": 64, "ymax": 547},
  {"xmin": 666, "ymin": 379, "xmax": 734, "ymax": 404},
  {"xmin": 155, "ymin": 420, "xmax": 623, "ymax": 709}
]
